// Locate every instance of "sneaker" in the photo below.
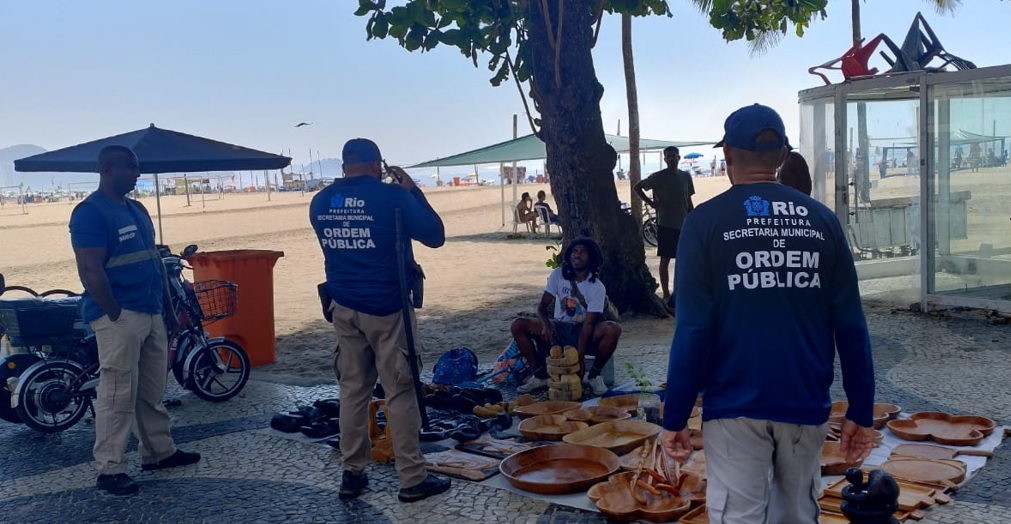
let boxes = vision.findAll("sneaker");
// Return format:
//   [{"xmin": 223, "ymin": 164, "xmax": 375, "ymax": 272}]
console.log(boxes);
[
  {"xmin": 96, "ymin": 473, "xmax": 139, "ymax": 496},
  {"xmin": 339, "ymin": 470, "xmax": 369, "ymax": 500},
  {"xmin": 141, "ymin": 449, "xmax": 201, "ymax": 471},
  {"xmin": 517, "ymin": 375, "xmax": 549, "ymax": 393},
  {"xmin": 588, "ymin": 375, "xmax": 608, "ymax": 396},
  {"xmin": 398, "ymin": 474, "xmax": 451, "ymax": 503}
]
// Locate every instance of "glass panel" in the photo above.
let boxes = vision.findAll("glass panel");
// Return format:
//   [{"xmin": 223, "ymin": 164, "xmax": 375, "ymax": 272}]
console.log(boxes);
[
  {"xmin": 928, "ymin": 76, "xmax": 1011, "ymax": 302},
  {"xmin": 798, "ymin": 98, "xmax": 836, "ymax": 207},
  {"xmin": 844, "ymin": 96, "xmax": 923, "ymax": 305}
]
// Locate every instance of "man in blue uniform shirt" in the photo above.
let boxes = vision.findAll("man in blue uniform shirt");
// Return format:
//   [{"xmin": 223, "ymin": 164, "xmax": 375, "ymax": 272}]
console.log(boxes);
[
  {"xmin": 310, "ymin": 138, "xmax": 450, "ymax": 503},
  {"xmin": 660, "ymin": 105, "xmax": 876, "ymax": 523},
  {"xmin": 70, "ymin": 145, "xmax": 200, "ymax": 496}
]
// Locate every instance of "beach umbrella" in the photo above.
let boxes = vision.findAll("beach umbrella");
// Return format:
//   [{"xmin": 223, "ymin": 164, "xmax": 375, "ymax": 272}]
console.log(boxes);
[
  {"xmin": 683, "ymin": 152, "xmax": 704, "ymax": 159},
  {"xmin": 14, "ymin": 124, "xmax": 291, "ymax": 241}
]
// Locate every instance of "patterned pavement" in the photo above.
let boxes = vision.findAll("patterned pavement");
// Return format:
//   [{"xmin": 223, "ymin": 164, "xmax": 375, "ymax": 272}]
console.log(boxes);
[{"xmin": 0, "ymin": 305, "xmax": 1009, "ymax": 523}]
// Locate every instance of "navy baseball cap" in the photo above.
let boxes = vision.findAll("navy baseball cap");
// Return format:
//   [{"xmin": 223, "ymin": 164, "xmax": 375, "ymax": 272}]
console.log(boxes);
[
  {"xmin": 714, "ymin": 104, "xmax": 792, "ymax": 151},
  {"xmin": 341, "ymin": 138, "xmax": 382, "ymax": 164}
]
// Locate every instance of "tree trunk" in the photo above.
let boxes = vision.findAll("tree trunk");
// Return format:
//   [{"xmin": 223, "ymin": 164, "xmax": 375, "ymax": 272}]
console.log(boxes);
[
  {"xmin": 622, "ymin": 13, "xmax": 644, "ymax": 229},
  {"xmin": 526, "ymin": 1, "xmax": 664, "ymax": 316}
]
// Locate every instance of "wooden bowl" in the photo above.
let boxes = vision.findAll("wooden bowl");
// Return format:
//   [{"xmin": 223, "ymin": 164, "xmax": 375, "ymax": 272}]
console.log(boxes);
[
  {"xmin": 886, "ymin": 412, "xmax": 996, "ymax": 446},
  {"xmin": 828, "ymin": 401, "xmax": 899, "ymax": 429},
  {"xmin": 518, "ymin": 414, "xmax": 589, "ymax": 441},
  {"xmin": 587, "ymin": 470, "xmax": 706, "ymax": 523},
  {"xmin": 821, "ymin": 441, "xmax": 863, "ymax": 476},
  {"xmin": 563, "ymin": 406, "xmax": 632, "ymax": 425},
  {"xmin": 512, "ymin": 400, "xmax": 582, "ymax": 419},
  {"xmin": 500, "ymin": 443, "xmax": 620, "ymax": 495},
  {"xmin": 563, "ymin": 420, "xmax": 661, "ymax": 456}
]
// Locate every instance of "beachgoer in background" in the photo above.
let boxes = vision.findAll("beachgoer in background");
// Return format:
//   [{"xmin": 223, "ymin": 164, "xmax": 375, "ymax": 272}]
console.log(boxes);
[
  {"xmin": 510, "ymin": 238, "xmax": 621, "ymax": 396},
  {"xmin": 954, "ymin": 145, "xmax": 963, "ymax": 169},
  {"xmin": 778, "ymin": 150, "xmax": 813, "ymax": 196},
  {"xmin": 310, "ymin": 138, "xmax": 451, "ymax": 503},
  {"xmin": 969, "ymin": 142, "xmax": 982, "ymax": 172},
  {"xmin": 70, "ymin": 145, "xmax": 200, "ymax": 496},
  {"xmin": 634, "ymin": 146, "xmax": 694, "ymax": 313},
  {"xmin": 533, "ymin": 190, "xmax": 559, "ymax": 225},
  {"xmin": 660, "ymin": 104, "xmax": 876, "ymax": 523},
  {"xmin": 516, "ymin": 192, "xmax": 539, "ymax": 232}
]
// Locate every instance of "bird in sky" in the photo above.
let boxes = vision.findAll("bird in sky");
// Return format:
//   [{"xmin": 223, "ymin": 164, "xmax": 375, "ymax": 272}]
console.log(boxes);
[{"xmin": 295, "ymin": 122, "xmax": 312, "ymax": 127}]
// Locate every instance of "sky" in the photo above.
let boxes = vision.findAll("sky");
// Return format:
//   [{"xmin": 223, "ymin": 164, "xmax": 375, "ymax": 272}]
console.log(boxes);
[{"xmin": 1, "ymin": 0, "xmax": 1010, "ymax": 180}]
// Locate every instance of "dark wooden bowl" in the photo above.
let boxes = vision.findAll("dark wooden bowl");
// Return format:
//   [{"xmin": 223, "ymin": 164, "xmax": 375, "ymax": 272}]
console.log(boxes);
[{"xmin": 500, "ymin": 444, "xmax": 620, "ymax": 495}]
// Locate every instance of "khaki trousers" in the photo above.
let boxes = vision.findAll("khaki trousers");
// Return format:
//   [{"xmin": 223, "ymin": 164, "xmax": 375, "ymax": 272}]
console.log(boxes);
[
  {"xmin": 703, "ymin": 418, "xmax": 827, "ymax": 524},
  {"xmin": 330, "ymin": 302, "xmax": 426, "ymax": 489},
  {"xmin": 90, "ymin": 310, "xmax": 177, "ymax": 475}
]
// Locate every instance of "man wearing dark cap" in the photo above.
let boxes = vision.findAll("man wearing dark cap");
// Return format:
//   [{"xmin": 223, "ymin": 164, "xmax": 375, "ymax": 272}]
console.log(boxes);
[
  {"xmin": 309, "ymin": 138, "xmax": 450, "ymax": 503},
  {"xmin": 659, "ymin": 105, "xmax": 876, "ymax": 522}
]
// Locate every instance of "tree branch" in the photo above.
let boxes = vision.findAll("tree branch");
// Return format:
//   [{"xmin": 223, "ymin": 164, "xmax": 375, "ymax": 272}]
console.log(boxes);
[
  {"xmin": 506, "ymin": 48, "xmax": 540, "ymax": 137},
  {"xmin": 592, "ymin": 0, "xmax": 606, "ymax": 47},
  {"xmin": 539, "ymin": 0, "xmax": 557, "ymax": 51}
]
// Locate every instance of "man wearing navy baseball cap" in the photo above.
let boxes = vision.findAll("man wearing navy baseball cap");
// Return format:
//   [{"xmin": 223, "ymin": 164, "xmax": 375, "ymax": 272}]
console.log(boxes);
[
  {"xmin": 310, "ymin": 138, "xmax": 451, "ymax": 503},
  {"xmin": 660, "ymin": 104, "xmax": 876, "ymax": 522}
]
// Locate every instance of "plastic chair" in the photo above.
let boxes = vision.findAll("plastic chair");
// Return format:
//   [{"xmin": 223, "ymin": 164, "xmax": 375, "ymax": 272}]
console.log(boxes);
[
  {"xmin": 513, "ymin": 207, "xmax": 535, "ymax": 234},
  {"xmin": 533, "ymin": 204, "xmax": 559, "ymax": 238},
  {"xmin": 808, "ymin": 34, "xmax": 892, "ymax": 85},
  {"xmin": 881, "ymin": 12, "xmax": 976, "ymax": 73}
]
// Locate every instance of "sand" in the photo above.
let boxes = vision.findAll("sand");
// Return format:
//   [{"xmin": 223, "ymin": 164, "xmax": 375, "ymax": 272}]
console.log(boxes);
[{"xmin": 0, "ymin": 177, "xmax": 737, "ymax": 383}]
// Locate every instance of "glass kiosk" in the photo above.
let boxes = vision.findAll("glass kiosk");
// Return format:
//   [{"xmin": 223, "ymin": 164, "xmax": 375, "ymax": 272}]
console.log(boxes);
[{"xmin": 798, "ymin": 64, "xmax": 1011, "ymax": 311}]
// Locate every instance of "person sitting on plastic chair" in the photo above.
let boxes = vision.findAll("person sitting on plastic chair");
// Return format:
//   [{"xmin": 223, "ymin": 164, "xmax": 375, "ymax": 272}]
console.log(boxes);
[
  {"xmin": 515, "ymin": 192, "xmax": 539, "ymax": 233},
  {"xmin": 534, "ymin": 191, "xmax": 561, "ymax": 237}
]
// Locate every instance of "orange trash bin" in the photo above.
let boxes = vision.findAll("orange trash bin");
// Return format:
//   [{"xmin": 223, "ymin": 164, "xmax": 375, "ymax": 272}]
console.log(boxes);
[{"xmin": 186, "ymin": 250, "xmax": 284, "ymax": 366}]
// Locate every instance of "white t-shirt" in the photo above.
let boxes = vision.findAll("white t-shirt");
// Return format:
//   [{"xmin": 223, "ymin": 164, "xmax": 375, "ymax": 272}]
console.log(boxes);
[{"xmin": 545, "ymin": 268, "xmax": 606, "ymax": 324}]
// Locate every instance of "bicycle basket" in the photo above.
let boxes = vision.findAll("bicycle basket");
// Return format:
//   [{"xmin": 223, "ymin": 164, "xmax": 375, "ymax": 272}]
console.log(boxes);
[
  {"xmin": 0, "ymin": 297, "xmax": 81, "ymax": 347},
  {"xmin": 190, "ymin": 280, "xmax": 237, "ymax": 324}
]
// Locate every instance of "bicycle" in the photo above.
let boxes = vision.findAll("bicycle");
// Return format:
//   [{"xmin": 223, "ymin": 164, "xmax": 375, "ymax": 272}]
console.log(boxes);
[
  {"xmin": 641, "ymin": 204, "xmax": 659, "ymax": 248},
  {"xmin": 0, "ymin": 244, "xmax": 250, "ymax": 433},
  {"xmin": 622, "ymin": 201, "xmax": 660, "ymax": 247}
]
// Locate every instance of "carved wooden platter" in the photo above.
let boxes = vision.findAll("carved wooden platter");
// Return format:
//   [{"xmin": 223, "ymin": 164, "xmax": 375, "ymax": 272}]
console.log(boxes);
[
  {"xmin": 512, "ymin": 400, "xmax": 582, "ymax": 419},
  {"xmin": 563, "ymin": 420, "xmax": 661, "ymax": 456},
  {"xmin": 878, "ymin": 457, "xmax": 967, "ymax": 489},
  {"xmin": 821, "ymin": 441, "xmax": 864, "ymax": 476},
  {"xmin": 586, "ymin": 470, "xmax": 705, "ymax": 523},
  {"xmin": 886, "ymin": 412, "xmax": 996, "ymax": 446},
  {"xmin": 563, "ymin": 406, "xmax": 632, "ymax": 425},
  {"xmin": 828, "ymin": 401, "xmax": 900, "ymax": 429},
  {"xmin": 517, "ymin": 414, "xmax": 588, "ymax": 441}
]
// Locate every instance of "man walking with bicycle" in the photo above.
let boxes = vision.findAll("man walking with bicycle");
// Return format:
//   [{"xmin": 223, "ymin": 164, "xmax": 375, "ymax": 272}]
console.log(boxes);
[
  {"xmin": 635, "ymin": 146, "xmax": 695, "ymax": 313},
  {"xmin": 70, "ymin": 145, "xmax": 200, "ymax": 496}
]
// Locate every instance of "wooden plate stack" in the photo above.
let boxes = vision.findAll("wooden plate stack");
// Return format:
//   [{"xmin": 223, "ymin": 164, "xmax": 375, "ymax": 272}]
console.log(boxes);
[{"xmin": 546, "ymin": 345, "xmax": 582, "ymax": 401}]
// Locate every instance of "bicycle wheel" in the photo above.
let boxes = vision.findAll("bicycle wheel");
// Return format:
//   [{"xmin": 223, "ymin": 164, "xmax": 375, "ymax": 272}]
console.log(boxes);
[
  {"xmin": 0, "ymin": 353, "xmax": 42, "ymax": 423},
  {"xmin": 15, "ymin": 360, "xmax": 91, "ymax": 433},
  {"xmin": 642, "ymin": 218, "xmax": 659, "ymax": 247},
  {"xmin": 187, "ymin": 340, "xmax": 250, "ymax": 402}
]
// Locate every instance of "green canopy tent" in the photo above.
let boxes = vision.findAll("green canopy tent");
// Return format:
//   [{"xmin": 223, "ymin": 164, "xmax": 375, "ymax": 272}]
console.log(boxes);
[{"xmin": 410, "ymin": 132, "xmax": 716, "ymax": 226}]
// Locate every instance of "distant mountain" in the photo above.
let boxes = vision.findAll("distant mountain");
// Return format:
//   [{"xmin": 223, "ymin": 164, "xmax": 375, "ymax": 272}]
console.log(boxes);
[{"xmin": 0, "ymin": 144, "xmax": 98, "ymax": 193}]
